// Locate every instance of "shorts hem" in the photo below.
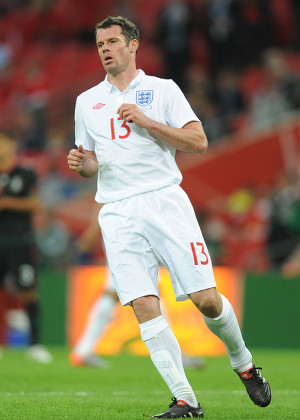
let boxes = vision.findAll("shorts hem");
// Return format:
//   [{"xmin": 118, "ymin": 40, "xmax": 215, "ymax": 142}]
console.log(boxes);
[
  {"xmin": 175, "ymin": 284, "xmax": 217, "ymax": 301},
  {"xmin": 121, "ymin": 290, "xmax": 160, "ymax": 306}
]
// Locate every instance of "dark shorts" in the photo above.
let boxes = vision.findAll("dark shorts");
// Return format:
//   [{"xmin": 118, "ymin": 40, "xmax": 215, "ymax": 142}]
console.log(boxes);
[{"xmin": 0, "ymin": 245, "xmax": 38, "ymax": 291}]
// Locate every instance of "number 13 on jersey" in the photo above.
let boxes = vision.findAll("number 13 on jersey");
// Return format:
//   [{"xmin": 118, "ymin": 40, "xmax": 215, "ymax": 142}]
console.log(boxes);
[
  {"xmin": 110, "ymin": 117, "xmax": 131, "ymax": 140},
  {"xmin": 190, "ymin": 242, "xmax": 209, "ymax": 265}
]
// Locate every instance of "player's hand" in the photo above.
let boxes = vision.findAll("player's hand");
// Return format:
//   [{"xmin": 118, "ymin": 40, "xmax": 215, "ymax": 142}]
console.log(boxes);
[
  {"xmin": 117, "ymin": 103, "xmax": 150, "ymax": 128},
  {"xmin": 67, "ymin": 145, "xmax": 86, "ymax": 172}
]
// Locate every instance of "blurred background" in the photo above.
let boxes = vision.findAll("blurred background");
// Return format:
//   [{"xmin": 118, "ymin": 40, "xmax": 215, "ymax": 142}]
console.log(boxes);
[{"xmin": 1, "ymin": 0, "xmax": 300, "ymax": 354}]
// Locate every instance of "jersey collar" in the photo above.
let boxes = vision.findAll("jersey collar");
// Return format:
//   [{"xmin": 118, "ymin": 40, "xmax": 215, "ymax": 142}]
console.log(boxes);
[{"xmin": 104, "ymin": 69, "xmax": 145, "ymax": 93}]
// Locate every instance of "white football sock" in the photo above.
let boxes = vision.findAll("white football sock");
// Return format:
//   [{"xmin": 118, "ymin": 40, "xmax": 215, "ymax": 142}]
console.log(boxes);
[
  {"xmin": 202, "ymin": 294, "xmax": 253, "ymax": 372},
  {"xmin": 140, "ymin": 315, "xmax": 198, "ymax": 407},
  {"xmin": 74, "ymin": 293, "xmax": 117, "ymax": 357}
]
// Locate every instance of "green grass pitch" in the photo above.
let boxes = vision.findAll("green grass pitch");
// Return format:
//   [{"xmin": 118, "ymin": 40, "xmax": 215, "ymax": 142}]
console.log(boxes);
[{"xmin": 0, "ymin": 347, "xmax": 299, "ymax": 419}]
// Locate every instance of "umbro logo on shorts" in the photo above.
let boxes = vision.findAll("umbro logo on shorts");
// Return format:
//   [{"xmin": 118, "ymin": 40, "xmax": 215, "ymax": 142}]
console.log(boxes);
[{"xmin": 92, "ymin": 103, "xmax": 105, "ymax": 109}]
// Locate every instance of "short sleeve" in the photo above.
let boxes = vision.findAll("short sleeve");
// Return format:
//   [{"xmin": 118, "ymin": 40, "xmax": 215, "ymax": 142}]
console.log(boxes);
[
  {"xmin": 164, "ymin": 80, "xmax": 200, "ymax": 128},
  {"xmin": 74, "ymin": 98, "xmax": 95, "ymax": 151}
]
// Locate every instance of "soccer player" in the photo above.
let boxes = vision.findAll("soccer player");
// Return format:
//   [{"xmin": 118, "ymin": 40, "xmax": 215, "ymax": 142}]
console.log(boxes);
[
  {"xmin": 0, "ymin": 129, "xmax": 52, "ymax": 364},
  {"xmin": 69, "ymin": 203, "xmax": 118, "ymax": 368},
  {"xmin": 67, "ymin": 16, "xmax": 271, "ymax": 418}
]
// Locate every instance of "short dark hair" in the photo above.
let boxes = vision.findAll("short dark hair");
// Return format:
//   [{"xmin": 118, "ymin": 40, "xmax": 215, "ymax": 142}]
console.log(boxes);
[{"xmin": 95, "ymin": 16, "xmax": 140, "ymax": 52}]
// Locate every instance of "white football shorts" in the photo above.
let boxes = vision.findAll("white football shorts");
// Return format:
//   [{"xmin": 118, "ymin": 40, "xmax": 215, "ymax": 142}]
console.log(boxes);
[{"xmin": 99, "ymin": 184, "xmax": 216, "ymax": 306}]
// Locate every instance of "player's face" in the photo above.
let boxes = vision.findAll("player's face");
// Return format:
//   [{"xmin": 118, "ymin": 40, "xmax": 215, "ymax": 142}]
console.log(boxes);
[
  {"xmin": 96, "ymin": 25, "xmax": 135, "ymax": 76},
  {"xmin": 0, "ymin": 135, "xmax": 16, "ymax": 160},
  {"xmin": 0, "ymin": 134, "xmax": 17, "ymax": 171}
]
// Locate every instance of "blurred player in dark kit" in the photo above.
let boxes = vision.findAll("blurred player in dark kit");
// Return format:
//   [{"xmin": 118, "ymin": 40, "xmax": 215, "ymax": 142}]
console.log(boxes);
[{"xmin": 0, "ymin": 129, "xmax": 52, "ymax": 363}]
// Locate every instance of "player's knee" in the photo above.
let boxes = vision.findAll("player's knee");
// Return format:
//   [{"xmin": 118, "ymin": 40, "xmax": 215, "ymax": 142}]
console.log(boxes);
[
  {"xmin": 131, "ymin": 295, "xmax": 160, "ymax": 324},
  {"xmin": 190, "ymin": 288, "xmax": 222, "ymax": 318}
]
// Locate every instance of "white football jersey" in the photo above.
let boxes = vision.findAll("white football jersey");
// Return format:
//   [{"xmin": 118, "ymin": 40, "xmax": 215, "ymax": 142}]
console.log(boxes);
[{"xmin": 75, "ymin": 70, "xmax": 200, "ymax": 203}]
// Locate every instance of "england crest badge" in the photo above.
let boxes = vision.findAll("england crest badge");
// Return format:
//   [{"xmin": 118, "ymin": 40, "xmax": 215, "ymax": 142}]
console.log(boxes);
[{"xmin": 136, "ymin": 90, "xmax": 153, "ymax": 107}]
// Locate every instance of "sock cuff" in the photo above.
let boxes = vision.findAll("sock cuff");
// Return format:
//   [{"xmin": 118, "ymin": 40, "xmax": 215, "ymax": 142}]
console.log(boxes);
[
  {"xmin": 140, "ymin": 315, "xmax": 169, "ymax": 342},
  {"xmin": 220, "ymin": 294, "xmax": 231, "ymax": 319},
  {"xmin": 203, "ymin": 294, "xmax": 231, "ymax": 326}
]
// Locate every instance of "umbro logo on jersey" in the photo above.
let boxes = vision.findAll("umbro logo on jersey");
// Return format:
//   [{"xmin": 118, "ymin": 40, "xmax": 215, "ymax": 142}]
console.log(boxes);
[{"xmin": 92, "ymin": 103, "xmax": 105, "ymax": 109}]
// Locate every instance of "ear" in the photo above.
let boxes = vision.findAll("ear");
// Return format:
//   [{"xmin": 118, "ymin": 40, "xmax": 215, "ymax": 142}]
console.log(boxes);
[{"xmin": 130, "ymin": 39, "xmax": 139, "ymax": 54}]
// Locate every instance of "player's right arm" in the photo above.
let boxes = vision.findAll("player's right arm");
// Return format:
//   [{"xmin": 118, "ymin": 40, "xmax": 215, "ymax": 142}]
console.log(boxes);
[{"xmin": 67, "ymin": 144, "xmax": 99, "ymax": 178}]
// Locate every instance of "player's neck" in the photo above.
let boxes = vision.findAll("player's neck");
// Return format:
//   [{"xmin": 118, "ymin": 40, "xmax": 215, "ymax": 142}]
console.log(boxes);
[{"xmin": 107, "ymin": 67, "xmax": 138, "ymax": 92}]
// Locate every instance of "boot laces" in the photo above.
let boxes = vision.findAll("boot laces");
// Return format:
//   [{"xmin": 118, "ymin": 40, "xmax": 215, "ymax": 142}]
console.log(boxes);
[
  {"xmin": 169, "ymin": 397, "xmax": 178, "ymax": 408},
  {"xmin": 249, "ymin": 366, "xmax": 264, "ymax": 384}
]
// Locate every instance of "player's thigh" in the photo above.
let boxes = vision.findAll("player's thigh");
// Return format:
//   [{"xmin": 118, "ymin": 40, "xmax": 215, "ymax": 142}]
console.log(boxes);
[
  {"xmin": 9, "ymin": 246, "xmax": 38, "ymax": 291},
  {"xmin": 99, "ymin": 203, "xmax": 160, "ymax": 305},
  {"xmin": 0, "ymin": 247, "xmax": 8, "ymax": 288},
  {"xmin": 146, "ymin": 186, "xmax": 216, "ymax": 298}
]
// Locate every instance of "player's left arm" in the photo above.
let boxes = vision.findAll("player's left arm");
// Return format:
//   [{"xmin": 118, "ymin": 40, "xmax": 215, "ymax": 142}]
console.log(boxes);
[
  {"xmin": 0, "ymin": 194, "xmax": 41, "ymax": 213},
  {"xmin": 117, "ymin": 104, "xmax": 207, "ymax": 155}
]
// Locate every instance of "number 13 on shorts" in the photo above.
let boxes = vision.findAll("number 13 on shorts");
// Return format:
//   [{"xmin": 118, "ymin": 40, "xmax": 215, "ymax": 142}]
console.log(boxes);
[{"xmin": 190, "ymin": 242, "xmax": 209, "ymax": 266}]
